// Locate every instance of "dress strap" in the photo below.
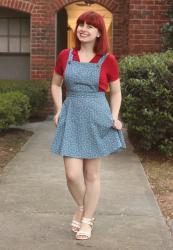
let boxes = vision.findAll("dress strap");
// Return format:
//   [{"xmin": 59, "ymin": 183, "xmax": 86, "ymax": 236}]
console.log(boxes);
[
  {"xmin": 68, "ymin": 48, "xmax": 73, "ymax": 63},
  {"xmin": 97, "ymin": 53, "xmax": 109, "ymax": 66}
]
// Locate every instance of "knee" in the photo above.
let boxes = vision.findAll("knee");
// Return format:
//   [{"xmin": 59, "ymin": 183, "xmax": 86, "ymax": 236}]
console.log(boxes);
[
  {"xmin": 85, "ymin": 172, "xmax": 100, "ymax": 182},
  {"xmin": 66, "ymin": 171, "xmax": 80, "ymax": 183}
]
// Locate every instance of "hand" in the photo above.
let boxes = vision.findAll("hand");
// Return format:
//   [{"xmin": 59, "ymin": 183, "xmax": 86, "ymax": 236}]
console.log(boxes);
[
  {"xmin": 112, "ymin": 119, "xmax": 123, "ymax": 130},
  {"xmin": 53, "ymin": 111, "xmax": 61, "ymax": 126}
]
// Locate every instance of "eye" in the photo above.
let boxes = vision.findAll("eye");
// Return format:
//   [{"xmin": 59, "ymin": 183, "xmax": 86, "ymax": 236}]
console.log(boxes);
[{"xmin": 87, "ymin": 25, "xmax": 93, "ymax": 29}]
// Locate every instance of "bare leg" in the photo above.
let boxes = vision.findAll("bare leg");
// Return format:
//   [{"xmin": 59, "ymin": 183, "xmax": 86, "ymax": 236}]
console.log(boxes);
[
  {"xmin": 63, "ymin": 156, "xmax": 86, "ymax": 224},
  {"xmin": 76, "ymin": 157, "xmax": 102, "ymax": 239}
]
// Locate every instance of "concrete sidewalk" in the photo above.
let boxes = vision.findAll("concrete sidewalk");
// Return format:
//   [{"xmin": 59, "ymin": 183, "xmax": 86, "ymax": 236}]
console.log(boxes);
[{"xmin": 0, "ymin": 120, "xmax": 172, "ymax": 250}]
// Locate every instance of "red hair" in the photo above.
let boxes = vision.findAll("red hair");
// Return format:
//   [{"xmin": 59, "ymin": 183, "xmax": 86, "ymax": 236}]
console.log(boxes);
[{"xmin": 73, "ymin": 11, "xmax": 109, "ymax": 55}]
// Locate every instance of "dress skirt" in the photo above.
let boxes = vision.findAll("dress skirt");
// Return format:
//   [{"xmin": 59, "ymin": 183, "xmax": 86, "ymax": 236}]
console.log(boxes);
[{"xmin": 51, "ymin": 91, "xmax": 126, "ymax": 158}]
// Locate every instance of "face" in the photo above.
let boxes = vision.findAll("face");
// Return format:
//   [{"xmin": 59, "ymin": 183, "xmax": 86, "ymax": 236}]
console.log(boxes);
[{"xmin": 76, "ymin": 21, "xmax": 100, "ymax": 44}]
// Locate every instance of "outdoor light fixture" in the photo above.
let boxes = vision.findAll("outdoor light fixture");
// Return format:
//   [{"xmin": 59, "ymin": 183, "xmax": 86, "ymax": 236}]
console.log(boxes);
[
  {"xmin": 84, "ymin": 0, "xmax": 94, "ymax": 6},
  {"xmin": 76, "ymin": 1, "xmax": 94, "ymax": 7}
]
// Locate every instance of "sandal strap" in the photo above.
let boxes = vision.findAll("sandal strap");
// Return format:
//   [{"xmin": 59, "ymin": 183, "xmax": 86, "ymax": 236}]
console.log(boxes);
[
  {"xmin": 71, "ymin": 220, "xmax": 81, "ymax": 227},
  {"xmin": 76, "ymin": 230, "xmax": 91, "ymax": 238},
  {"xmin": 81, "ymin": 217, "xmax": 95, "ymax": 227}
]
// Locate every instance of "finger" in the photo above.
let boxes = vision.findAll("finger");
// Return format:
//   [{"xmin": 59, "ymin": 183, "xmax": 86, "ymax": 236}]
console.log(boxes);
[
  {"xmin": 113, "ymin": 125, "xmax": 117, "ymax": 129},
  {"xmin": 115, "ymin": 123, "xmax": 122, "ymax": 130},
  {"xmin": 53, "ymin": 117, "xmax": 57, "ymax": 126}
]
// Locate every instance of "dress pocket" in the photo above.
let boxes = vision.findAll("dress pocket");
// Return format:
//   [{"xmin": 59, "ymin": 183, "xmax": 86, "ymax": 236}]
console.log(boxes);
[{"xmin": 56, "ymin": 103, "xmax": 66, "ymax": 127}]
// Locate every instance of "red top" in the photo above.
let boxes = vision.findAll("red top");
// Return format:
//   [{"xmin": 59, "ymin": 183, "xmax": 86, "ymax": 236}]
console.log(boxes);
[{"xmin": 54, "ymin": 48, "xmax": 120, "ymax": 92}]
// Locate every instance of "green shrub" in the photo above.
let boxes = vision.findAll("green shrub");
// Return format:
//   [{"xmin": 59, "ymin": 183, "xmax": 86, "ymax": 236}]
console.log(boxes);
[
  {"xmin": 0, "ymin": 80, "xmax": 49, "ymax": 118},
  {"xmin": 120, "ymin": 50, "xmax": 173, "ymax": 157},
  {"xmin": 161, "ymin": 0, "xmax": 173, "ymax": 50},
  {"xmin": 0, "ymin": 91, "xmax": 30, "ymax": 130}
]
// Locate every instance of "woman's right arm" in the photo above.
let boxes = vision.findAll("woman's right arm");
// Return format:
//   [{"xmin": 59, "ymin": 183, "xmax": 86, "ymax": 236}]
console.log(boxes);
[{"xmin": 51, "ymin": 70, "xmax": 63, "ymax": 126}]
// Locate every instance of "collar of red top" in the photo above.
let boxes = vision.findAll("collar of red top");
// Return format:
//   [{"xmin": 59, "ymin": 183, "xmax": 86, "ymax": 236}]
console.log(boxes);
[{"xmin": 72, "ymin": 49, "xmax": 101, "ymax": 63}]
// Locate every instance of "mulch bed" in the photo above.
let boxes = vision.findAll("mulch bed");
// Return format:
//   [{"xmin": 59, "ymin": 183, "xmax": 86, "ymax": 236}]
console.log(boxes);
[
  {"xmin": 136, "ymin": 150, "xmax": 173, "ymax": 236},
  {"xmin": 0, "ymin": 128, "xmax": 33, "ymax": 174}
]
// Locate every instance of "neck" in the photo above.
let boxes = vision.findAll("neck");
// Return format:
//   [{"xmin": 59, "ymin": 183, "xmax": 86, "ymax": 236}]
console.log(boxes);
[{"xmin": 80, "ymin": 42, "xmax": 95, "ymax": 54}]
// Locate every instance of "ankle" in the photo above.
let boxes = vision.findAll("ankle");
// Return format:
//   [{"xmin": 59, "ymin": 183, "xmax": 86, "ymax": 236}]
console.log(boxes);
[
  {"xmin": 73, "ymin": 205, "xmax": 84, "ymax": 219},
  {"xmin": 82, "ymin": 214, "xmax": 94, "ymax": 219},
  {"xmin": 78, "ymin": 205, "xmax": 84, "ymax": 212},
  {"xmin": 79, "ymin": 217, "xmax": 95, "ymax": 231}
]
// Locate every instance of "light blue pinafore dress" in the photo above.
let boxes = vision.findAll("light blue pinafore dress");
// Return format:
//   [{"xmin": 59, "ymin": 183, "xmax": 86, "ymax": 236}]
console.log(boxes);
[{"xmin": 51, "ymin": 48, "xmax": 126, "ymax": 158}]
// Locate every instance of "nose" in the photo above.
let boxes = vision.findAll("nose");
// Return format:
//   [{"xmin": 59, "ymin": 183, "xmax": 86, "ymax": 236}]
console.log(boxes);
[
  {"xmin": 79, "ymin": 23, "xmax": 88, "ymax": 32},
  {"xmin": 80, "ymin": 26, "xmax": 86, "ymax": 32}
]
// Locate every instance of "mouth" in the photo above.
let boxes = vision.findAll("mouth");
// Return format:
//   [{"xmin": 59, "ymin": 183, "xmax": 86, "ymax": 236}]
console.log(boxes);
[{"xmin": 79, "ymin": 33, "xmax": 88, "ymax": 37}]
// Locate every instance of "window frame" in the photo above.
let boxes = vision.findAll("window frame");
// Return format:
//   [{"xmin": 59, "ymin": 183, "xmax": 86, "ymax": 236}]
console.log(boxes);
[{"xmin": 0, "ymin": 17, "xmax": 30, "ymax": 55}]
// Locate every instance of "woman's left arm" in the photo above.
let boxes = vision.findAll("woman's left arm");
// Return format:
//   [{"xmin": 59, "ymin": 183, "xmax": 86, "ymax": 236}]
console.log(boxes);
[{"xmin": 109, "ymin": 78, "xmax": 123, "ymax": 130}]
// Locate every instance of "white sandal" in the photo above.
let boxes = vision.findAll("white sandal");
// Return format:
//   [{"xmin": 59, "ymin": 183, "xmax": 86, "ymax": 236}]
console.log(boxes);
[
  {"xmin": 71, "ymin": 205, "xmax": 84, "ymax": 233},
  {"xmin": 75, "ymin": 217, "xmax": 95, "ymax": 240}
]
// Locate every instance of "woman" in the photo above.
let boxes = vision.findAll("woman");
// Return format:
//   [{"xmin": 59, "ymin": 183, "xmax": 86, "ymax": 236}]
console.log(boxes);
[{"xmin": 51, "ymin": 11, "xmax": 126, "ymax": 240}]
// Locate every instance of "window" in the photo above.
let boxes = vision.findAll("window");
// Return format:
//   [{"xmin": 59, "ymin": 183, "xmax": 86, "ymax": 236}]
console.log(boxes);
[{"xmin": 0, "ymin": 18, "xmax": 30, "ymax": 53}]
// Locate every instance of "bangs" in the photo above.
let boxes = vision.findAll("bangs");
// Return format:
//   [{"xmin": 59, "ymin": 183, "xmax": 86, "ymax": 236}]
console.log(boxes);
[{"xmin": 77, "ymin": 12, "xmax": 101, "ymax": 30}]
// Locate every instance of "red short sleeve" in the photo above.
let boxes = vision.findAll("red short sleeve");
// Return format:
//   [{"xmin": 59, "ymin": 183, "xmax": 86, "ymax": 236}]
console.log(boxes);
[
  {"xmin": 107, "ymin": 54, "xmax": 119, "ymax": 83},
  {"xmin": 54, "ymin": 49, "xmax": 69, "ymax": 77}
]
